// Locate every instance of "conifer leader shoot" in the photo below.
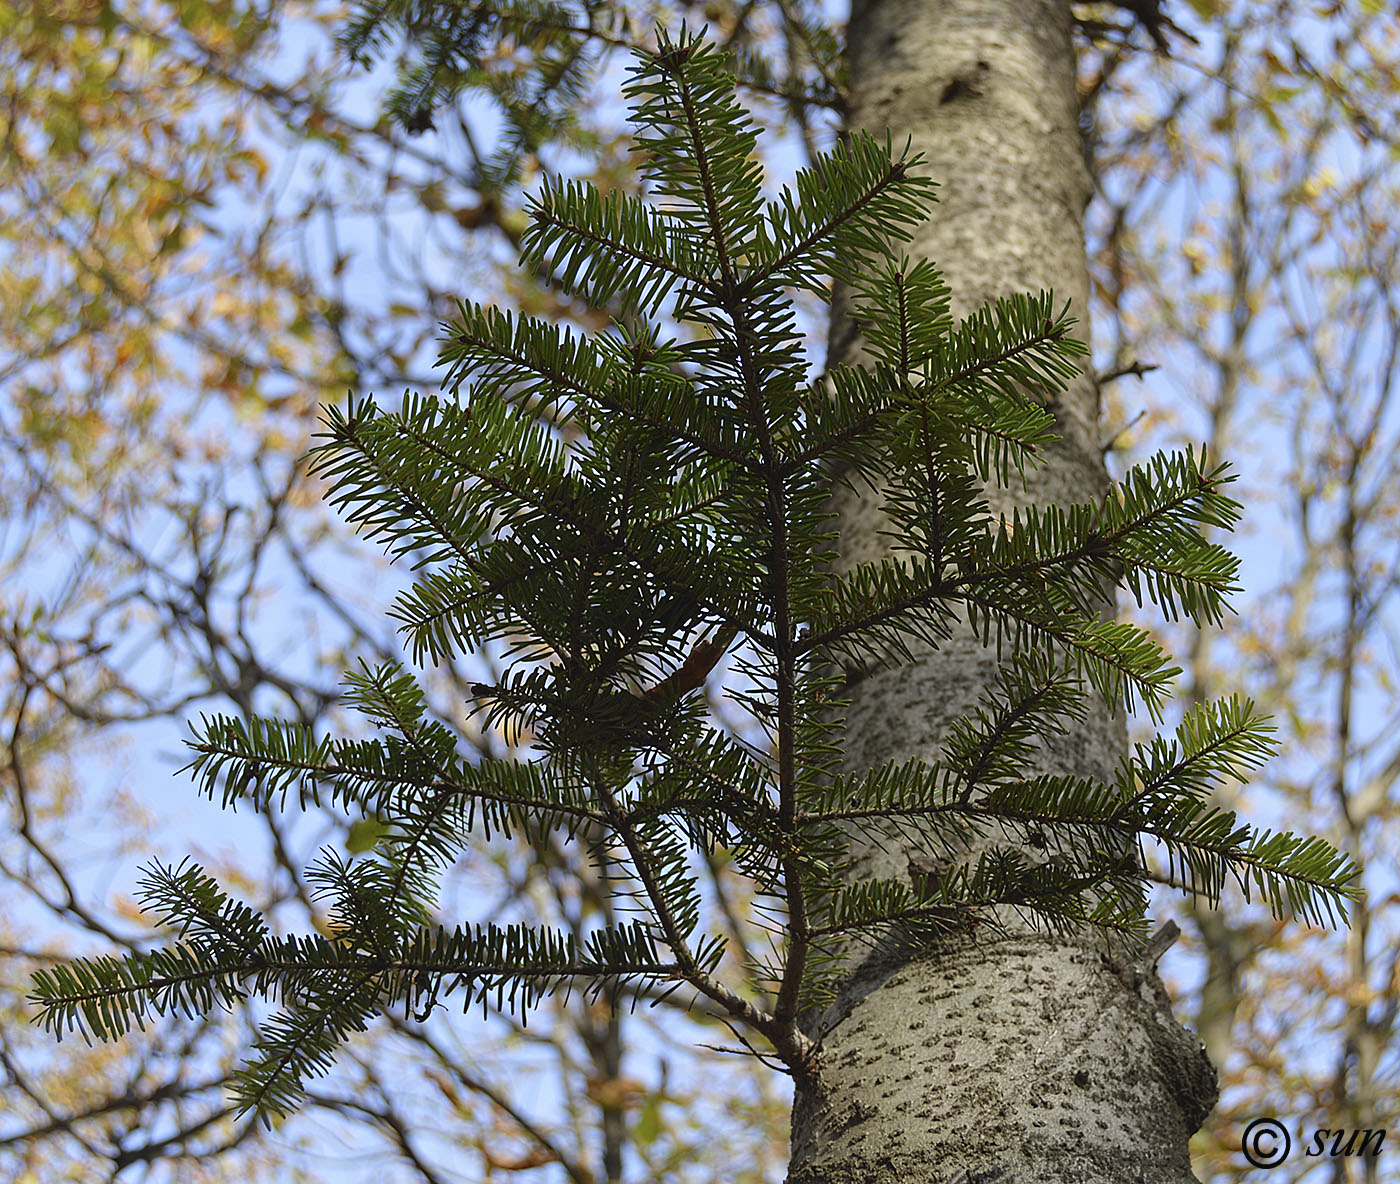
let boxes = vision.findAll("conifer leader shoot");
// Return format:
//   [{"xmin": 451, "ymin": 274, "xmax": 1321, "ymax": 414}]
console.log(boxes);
[{"xmin": 31, "ymin": 28, "xmax": 1358, "ymax": 1121}]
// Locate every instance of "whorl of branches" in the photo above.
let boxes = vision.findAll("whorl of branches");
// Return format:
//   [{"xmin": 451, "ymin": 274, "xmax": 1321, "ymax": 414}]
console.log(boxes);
[{"xmin": 31, "ymin": 27, "xmax": 1358, "ymax": 1122}]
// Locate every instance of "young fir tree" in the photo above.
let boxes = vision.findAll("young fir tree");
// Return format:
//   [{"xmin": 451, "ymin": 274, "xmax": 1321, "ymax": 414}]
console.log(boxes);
[{"xmin": 31, "ymin": 29, "xmax": 1357, "ymax": 1125}]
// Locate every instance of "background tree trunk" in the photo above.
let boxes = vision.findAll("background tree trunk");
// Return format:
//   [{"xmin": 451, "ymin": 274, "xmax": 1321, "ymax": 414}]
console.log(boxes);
[{"xmin": 787, "ymin": 3, "xmax": 1218, "ymax": 1180}]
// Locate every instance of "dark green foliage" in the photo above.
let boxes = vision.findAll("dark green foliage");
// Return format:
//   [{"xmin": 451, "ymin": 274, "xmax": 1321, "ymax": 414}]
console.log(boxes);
[
  {"xmin": 30, "ymin": 28, "xmax": 1358, "ymax": 1121},
  {"xmin": 342, "ymin": 0, "xmax": 607, "ymax": 159},
  {"xmin": 338, "ymin": 0, "xmax": 841, "ymax": 180}
]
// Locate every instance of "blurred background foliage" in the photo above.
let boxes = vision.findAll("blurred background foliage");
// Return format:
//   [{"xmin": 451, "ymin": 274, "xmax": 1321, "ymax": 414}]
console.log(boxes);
[{"xmin": 0, "ymin": 1, "xmax": 1395, "ymax": 1181}]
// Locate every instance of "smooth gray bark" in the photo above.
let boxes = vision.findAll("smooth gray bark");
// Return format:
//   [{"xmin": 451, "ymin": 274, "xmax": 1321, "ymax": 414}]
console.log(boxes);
[{"xmin": 786, "ymin": 3, "xmax": 1217, "ymax": 1181}]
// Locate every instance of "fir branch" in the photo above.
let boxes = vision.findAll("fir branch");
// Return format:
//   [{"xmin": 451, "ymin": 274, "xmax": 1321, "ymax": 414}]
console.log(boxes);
[{"xmin": 30, "ymin": 26, "xmax": 1360, "ymax": 1119}]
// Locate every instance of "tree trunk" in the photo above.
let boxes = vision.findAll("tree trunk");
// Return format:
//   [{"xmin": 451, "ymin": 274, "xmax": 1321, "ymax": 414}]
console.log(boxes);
[{"xmin": 786, "ymin": 3, "xmax": 1218, "ymax": 1180}]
